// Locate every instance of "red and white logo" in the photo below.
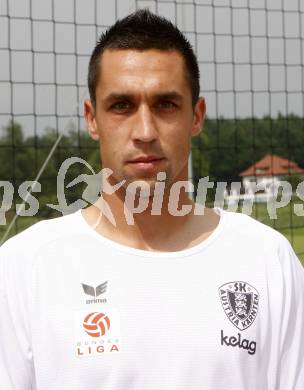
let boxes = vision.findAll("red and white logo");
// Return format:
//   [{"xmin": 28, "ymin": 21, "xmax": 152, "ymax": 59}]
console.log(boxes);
[
  {"xmin": 74, "ymin": 307, "xmax": 120, "ymax": 357},
  {"xmin": 83, "ymin": 312, "xmax": 111, "ymax": 338}
]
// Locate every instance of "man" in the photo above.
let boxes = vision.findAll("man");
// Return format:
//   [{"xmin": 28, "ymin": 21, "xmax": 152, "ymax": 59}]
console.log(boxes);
[{"xmin": 0, "ymin": 9, "xmax": 303, "ymax": 390}]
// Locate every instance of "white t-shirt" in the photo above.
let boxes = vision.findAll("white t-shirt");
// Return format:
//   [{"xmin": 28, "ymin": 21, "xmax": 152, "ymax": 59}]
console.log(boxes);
[{"xmin": 0, "ymin": 208, "xmax": 303, "ymax": 390}]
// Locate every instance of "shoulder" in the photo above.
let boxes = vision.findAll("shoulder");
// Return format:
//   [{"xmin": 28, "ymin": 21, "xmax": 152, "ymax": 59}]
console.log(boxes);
[
  {"xmin": 221, "ymin": 209, "xmax": 286, "ymax": 247},
  {"xmin": 220, "ymin": 209, "xmax": 303, "ymax": 271},
  {"xmin": 0, "ymin": 211, "xmax": 83, "ymax": 262},
  {"xmin": 0, "ymin": 211, "xmax": 88, "ymax": 293}
]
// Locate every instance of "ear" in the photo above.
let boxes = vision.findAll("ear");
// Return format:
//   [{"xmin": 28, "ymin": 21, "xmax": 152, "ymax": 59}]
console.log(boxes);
[
  {"xmin": 191, "ymin": 97, "xmax": 206, "ymax": 137},
  {"xmin": 84, "ymin": 99, "xmax": 100, "ymax": 141}
]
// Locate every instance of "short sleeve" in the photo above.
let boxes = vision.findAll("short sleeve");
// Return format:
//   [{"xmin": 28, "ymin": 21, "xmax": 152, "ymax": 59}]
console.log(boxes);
[
  {"xmin": 0, "ymin": 248, "xmax": 36, "ymax": 390},
  {"xmin": 277, "ymin": 239, "xmax": 304, "ymax": 390}
]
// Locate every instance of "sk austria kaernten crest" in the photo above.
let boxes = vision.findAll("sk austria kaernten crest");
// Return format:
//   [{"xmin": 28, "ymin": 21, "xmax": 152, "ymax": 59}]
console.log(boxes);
[{"xmin": 219, "ymin": 281, "xmax": 259, "ymax": 331}]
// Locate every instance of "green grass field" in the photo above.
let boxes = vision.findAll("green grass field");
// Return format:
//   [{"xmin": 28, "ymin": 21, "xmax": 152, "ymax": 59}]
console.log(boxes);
[{"xmin": 0, "ymin": 203, "xmax": 303, "ymax": 265}]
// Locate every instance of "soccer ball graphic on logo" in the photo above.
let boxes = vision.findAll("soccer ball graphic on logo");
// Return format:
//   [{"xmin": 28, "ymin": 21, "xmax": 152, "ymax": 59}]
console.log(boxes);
[{"xmin": 83, "ymin": 312, "xmax": 111, "ymax": 338}]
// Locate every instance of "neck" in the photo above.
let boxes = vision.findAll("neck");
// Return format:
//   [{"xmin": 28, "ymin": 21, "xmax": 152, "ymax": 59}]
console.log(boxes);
[
  {"xmin": 82, "ymin": 180, "xmax": 220, "ymax": 252},
  {"xmin": 101, "ymin": 180, "xmax": 193, "ymax": 227}
]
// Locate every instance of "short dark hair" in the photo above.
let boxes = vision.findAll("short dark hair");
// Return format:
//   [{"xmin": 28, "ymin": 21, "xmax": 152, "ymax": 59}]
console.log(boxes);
[{"xmin": 88, "ymin": 9, "xmax": 200, "ymax": 108}]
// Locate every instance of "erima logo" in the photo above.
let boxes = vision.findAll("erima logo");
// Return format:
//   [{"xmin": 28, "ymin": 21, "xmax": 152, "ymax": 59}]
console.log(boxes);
[{"xmin": 82, "ymin": 282, "xmax": 108, "ymax": 304}]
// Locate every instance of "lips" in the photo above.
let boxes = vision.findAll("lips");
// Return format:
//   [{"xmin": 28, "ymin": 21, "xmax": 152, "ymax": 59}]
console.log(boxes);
[
  {"xmin": 126, "ymin": 155, "xmax": 165, "ymax": 172},
  {"xmin": 128, "ymin": 156, "xmax": 164, "ymax": 163}
]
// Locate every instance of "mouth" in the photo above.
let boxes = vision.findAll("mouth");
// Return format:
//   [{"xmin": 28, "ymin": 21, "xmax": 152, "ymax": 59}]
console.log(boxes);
[
  {"xmin": 128, "ymin": 155, "xmax": 164, "ymax": 163},
  {"xmin": 126, "ymin": 156, "xmax": 165, "ymax": 171}
]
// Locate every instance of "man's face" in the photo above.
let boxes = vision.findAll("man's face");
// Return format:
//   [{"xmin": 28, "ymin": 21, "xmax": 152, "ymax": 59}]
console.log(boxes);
[{"xmin": 85, "ymin": 48, "xmax": 205, "ymax": 193}]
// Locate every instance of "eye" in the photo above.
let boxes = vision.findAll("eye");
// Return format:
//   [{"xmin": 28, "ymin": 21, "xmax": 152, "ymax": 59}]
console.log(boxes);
[
  {"xmin": 110, "ymin": 101, "xmax": 132, "ymax": 112},
  {"xmin": 157, "ymin": 101, "xmax": 177, "ymax": 110}
]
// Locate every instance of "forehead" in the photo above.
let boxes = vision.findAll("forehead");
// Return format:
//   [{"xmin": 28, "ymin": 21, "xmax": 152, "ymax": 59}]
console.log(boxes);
[{"xmin": 97, "ymin": 49, "xmax": 190, "ymax": 97}]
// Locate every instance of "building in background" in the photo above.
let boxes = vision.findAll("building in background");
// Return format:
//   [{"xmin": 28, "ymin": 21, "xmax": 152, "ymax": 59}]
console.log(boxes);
[{"xmin": 225, "ymin": 154, "xmax": 304, "ymax": 205}]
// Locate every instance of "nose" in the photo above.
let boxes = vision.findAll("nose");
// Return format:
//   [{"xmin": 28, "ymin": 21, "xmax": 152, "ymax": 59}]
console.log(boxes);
[{"xmin": 131, "ymin": 104, "xmax": 158, "ymax": 143}]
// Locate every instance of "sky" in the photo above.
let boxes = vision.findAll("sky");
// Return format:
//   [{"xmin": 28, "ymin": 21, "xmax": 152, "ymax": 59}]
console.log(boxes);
[{"xmin": 0, "ymin": 0, "xmax": 304, "ymax": 137}]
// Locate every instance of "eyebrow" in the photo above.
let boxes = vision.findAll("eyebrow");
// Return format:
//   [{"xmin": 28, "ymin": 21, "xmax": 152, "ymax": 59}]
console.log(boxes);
[
  {"xmin": 103, "ymin": 91, "xmax": 184, "ymax": 104},
  {"xmin": 154, "ymin": 91, "xmax": 184, "ymax": 102}
]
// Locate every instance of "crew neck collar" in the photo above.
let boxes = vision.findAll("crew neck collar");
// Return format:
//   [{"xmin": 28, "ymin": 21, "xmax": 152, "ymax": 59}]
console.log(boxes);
[{"xmin": 75, "ymin": 207, "xmax": 228, "ymax": 258}]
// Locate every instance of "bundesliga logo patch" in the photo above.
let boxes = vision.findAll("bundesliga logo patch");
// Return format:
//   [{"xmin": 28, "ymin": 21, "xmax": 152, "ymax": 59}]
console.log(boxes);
[
  {"xmin": 74, "ymin": 307, "xmax": 121, "ymax": 357},
  {"xmin": 219, "ymin": 281, "xmax": 259, "ymax": 331}
]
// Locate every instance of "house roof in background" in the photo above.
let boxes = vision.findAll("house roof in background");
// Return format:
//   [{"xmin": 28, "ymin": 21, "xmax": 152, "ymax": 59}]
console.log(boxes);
[{"xmin": 240, "ymin": 154, "xmax": 304, "ymax": 177}]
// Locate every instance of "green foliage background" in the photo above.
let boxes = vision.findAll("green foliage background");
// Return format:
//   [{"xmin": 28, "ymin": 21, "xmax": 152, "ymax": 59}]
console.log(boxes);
[{"xmin": 0, "ymin": 117, "xmax": 303, "ymax": 263}]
